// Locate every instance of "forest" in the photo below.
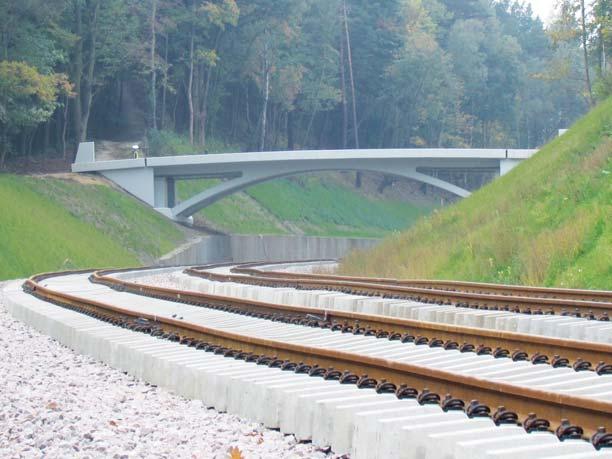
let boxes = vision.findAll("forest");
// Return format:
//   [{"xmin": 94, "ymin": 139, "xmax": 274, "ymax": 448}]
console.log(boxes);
[{"xmin": 0, "ymin": 0, "xmax": 610, "ymax": 167}]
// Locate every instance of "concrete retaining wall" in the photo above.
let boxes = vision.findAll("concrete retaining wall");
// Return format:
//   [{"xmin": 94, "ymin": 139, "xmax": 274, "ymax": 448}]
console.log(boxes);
[{"xmin": 158, "ymin": 235, "xmax": 379, "ymax": 266}]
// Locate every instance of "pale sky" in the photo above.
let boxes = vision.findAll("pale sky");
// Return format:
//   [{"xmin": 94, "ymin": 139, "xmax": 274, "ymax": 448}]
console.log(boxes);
[{"xmin": 527, "ymin": 0, "xmax": 555, "ymax": 24}]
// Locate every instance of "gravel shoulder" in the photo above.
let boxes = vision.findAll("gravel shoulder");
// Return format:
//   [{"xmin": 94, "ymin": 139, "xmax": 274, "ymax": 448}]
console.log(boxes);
[{"xmin": 0, "ymin": 281, "xmax": 334, "ymax": 459}]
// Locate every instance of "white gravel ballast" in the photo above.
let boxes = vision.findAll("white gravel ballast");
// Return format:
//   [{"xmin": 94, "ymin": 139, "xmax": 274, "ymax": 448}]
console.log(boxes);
[{"xmin": 0, "ymin": 282, "xmax": 333, "ymax": 459}]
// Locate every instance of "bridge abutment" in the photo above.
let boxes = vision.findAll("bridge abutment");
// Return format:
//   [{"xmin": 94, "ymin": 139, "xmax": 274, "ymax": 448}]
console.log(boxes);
[
  {"xmin": 499, "ymin": 159, "xmax": 522, "ymax": 176},
  {"xmin": 102, "ymin": 167, "xmax": 155, "ymax": 206}
]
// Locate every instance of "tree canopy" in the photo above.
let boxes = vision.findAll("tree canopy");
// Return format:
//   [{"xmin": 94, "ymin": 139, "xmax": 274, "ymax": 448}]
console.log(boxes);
[{"xmin": 0, "ymin": 0, "xmax": 609, "ymax": 166}]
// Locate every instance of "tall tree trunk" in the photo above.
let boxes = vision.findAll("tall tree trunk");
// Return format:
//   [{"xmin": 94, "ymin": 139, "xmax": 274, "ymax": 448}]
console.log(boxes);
[
  {"xmin": 150, "ymin": 0, "xmax": 158, "ymax": 130},
  {"xmin": 271, "ymin": 104, "xmax": 276, "ymax": 147},
  {"xmin": 259, "ymin": 36, "xmax": 270, "ymax": 152},
  {"xmin": 172, "ymin": 90, "xmax": 179, "ymax": 131},
  {"xmin": 199, "ymin": 31, "xmax": 221, "ymax": 147},
  {"xmin": 188, "ymin": 26, "xmax": 195, "ymax": 144},
  {"xmin": 245, "ymin": 84, "xmax": 252, "ymax": 131},
  {"xmin": 343, "ymin": 0, "xmax": 361, "ymax": 188},
  {"xmin": 61, "ymin": 96, "xmax": 68, "ymax": 159},
  {"xmin": 117, "ymin": 80, "xmax": 123, "ymax": 118},
  {"xmin": 287, "ymin": 110, "xmax": 295, "ymax": 150},
  {"xmin": 339, "ymin": 16, "xmax": 348, "ymax": 149},
  {"xmin": 231, "ymin": 88, "xmax": 238, "ymax": 139},
  {"xmin": 343, "ymin": 0, "xmax": 359, "ymax": 149},
  {"xmin": 259, "ymin": 65, "xmax": 270, "ymax": 151},
  {"xmin": 161, "ymin": 33, "xmax": 169, "ymax": 129},
  {"xmin": 580, "ymin": 0, "xmax": 595, "ymax": 106},
  {"xmin": 193, "ymin": 61, "xmax": 201, "ymax": 143},
  {"xmin": 199, "ymin": 65, "xmax": 212, "ymax": 146},
  {"xmin": 303, "ymin": 69, "xmax": 326, "ymax": 146},
  {"xmin": 26, "ymin": 127, "xmax": 35, "ymax": 157},
  {"xmin": 43, "ymin": 120, "xmax": 50, "ymax": 156},
  {"xmin": 72, "ymin": 1, "xmax": 83, "ymax": 147},
  {"xmin": 80, "ymin": 0, "xmax": 99, "ymax": 143}
]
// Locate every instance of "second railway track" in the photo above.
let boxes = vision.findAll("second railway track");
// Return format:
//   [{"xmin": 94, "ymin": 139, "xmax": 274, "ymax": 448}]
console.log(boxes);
[
  {"xmin": 95, "ymin": 267, "xmax": 612, "ymax": 367},
  {"xmin": 233, "ymin": 260, "xmax": 612, "ymax": 303},
  {"xmin": 186, "ymin": 262, "xmax": 612, "ymax": 320}
]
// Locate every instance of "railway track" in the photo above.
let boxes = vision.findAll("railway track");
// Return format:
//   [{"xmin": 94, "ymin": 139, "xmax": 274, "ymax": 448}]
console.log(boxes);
[
  {"xmin": 186, "ymin": 263, "xmax": 612, "ymax": 320},
  {"xmin": 18, "ymin": 266, "xmax": 612, "ymax": 454},
  {"xmin": 234, "ymin": 260, "xmax": 612, "ymax": 303},
  {"xmin": 98, "ymin": 267, "xmax": 612, "ymax": 366},
  {"xmin": 180, "ymin": 266, "xmax": 612, "ymax": 346}
]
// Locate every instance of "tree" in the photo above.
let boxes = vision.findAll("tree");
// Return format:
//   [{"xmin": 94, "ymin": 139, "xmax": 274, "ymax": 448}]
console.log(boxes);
[
  {"xmin": 150, "ymin": 0, "xmax": 159, "ymax": 130},
  {"xmin": 342, "ymin": 0, "xmax": 359, "ymax": 150},
  {"xmin": 67, "ymin": 0, "xmax": 135, "ymax": 147},
  {"xmin": 0, "ymin": 61, "xmax": 71, "ymax": 165},
  {"xmin": 384, "ymin": 0, "xmax": 462, "ymax": 147},
  {"xmin": 178, "ymin": 0, "xmax": 238, "ymax": 145},
  {"xmin": 579, "ymin": 0, "xmax": 595, "ymax": 106},
  {"xmin": 290, "ymin": 0, "xmax": 341, "ymax": 149},
  {"xmin": 593, "ymin": 0, "xmax": 612, "ymax": 99},
  {"xmin": 550, "ymin": 0, "xmax": 597, "ymax": 106},
  {"xmin": 0, "ymin": 0, "xmax": 601, "ymax": 169}
]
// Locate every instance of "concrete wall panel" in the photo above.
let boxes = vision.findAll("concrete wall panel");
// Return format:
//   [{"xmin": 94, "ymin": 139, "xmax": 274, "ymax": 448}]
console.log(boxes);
[{"xmin": 158, "ymin": 235, "xmax": 379, "ymax": 266}]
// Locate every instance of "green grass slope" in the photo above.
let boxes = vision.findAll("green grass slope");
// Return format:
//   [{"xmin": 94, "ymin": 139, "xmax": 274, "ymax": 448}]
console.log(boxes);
[
  {"xmin": 340, "ymin": 98, "xmax": 612, "ymax": 290},
  {"xmin": 0, "ymin": 175, "xmax": 186, "ymax": 280},
  {"xmin": 178, "ymin": 175, "xmax": 434, "ymax": 237}
]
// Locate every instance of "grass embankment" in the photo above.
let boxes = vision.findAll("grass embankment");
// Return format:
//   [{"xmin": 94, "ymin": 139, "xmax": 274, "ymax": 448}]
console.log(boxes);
[
  {"xmin": 177, "ymin": 175, "xmax": 433, "ymax": 237},
  {"xmin": 0, "ymin": 175, "xmax": 186, "ymax": 280},
  {"xmin": 340, "ymin": 98, "xmax": 612, "ymax": 290}
]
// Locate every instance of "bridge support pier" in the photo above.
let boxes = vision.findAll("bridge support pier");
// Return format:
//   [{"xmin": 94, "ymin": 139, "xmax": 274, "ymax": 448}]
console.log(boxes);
[{"xmin": 153, "ymin": 177, "xmax": 176, "ymax": 208}]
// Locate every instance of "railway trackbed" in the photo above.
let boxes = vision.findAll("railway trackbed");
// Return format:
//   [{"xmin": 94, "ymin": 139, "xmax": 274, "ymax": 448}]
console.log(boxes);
[
  {"xmin": 95, "ymin": 267, "xmax": 612, "ymax": 367},
  {"xmin": 19, "ymin": 266, "xmax": 612, "ymax": 452},
  {"xmin": 186, "ymin": 263, "xmax": 612, "ymax": 319},
  {"xmin": 232, "ymin": 260, "xmax": 612, "ymax": 303}
]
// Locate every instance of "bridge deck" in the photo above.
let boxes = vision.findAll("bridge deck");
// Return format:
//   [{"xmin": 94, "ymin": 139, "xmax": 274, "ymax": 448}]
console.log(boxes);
[
  {"xmin": 73, "ymin": 147, "xmax": 536, "ymax": 175},
  {"xmin": 71, "ymin": 143, "xmax": 538, "ymax": 221}
]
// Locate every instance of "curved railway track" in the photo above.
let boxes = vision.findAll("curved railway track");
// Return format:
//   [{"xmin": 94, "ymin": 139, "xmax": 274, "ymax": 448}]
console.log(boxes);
[
  {"xmin": 234, "ymin": 260, "xmax": 612, "ymax": 303},
  {"xmin": 186, "ymin": 263, "xmax": 612, "ymax": 319},
  {"xmin": 21, "ymin": 266, "xmax": 612, "ymax": 449},
  {"xmin": 95, "ymin": 267, "xmax": 612, "ymax": 367}
]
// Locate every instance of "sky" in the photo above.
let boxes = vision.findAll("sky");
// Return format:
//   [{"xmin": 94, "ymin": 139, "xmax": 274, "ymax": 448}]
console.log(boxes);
[{"xmin": 527, "ymin": 0, "xmax": 555, "ymax": 24}]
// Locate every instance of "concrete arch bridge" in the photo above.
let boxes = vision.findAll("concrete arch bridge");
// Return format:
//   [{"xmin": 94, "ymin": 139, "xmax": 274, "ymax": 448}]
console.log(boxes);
[{"xmin": 72, "ymin": 142, "xmax": 536, "ymax": 223}]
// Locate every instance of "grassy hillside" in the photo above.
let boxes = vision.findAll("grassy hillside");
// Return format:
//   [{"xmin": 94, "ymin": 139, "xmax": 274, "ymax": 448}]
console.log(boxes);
[
  {"xmin": 177, "ymin": 175, "xmax": 434, "ymax": 237},
  {"xmin": 0, "ymin": 174, "xmax": 187, "ymax": 280},
  {"xmin": 340, "ymin": 98, "xmax": 612, "ymax": 290}
]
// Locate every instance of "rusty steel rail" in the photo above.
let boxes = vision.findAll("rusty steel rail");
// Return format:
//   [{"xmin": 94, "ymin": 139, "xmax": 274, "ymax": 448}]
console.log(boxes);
[
  {"xmin": 22, "ymin": 270, "xmax": 612, "ymax": 446},
  {"xmin": 91, "ymin": 268, "xmax": 612, "ymax": 372},
  {"xmin": 233, "ymin": 261, "xmax": 612, "ymax": 303},
  {"xmin": 186, "ymin": 265, "xmax": 612, "ymax": 319}
]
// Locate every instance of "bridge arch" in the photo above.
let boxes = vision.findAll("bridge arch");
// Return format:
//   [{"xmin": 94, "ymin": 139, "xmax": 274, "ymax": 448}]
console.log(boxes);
[{"xmin": 171, "ymin": 166, "xmax": 470, "ymax": 220}]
